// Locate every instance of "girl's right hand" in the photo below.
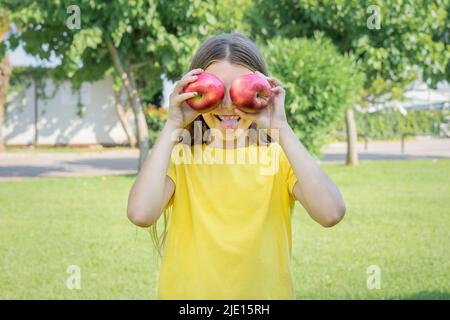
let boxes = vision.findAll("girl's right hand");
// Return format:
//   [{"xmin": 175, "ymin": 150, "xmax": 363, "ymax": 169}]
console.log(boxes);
[{"xmin": 166, "ymin": 68, "xmax": 204, "ymax": 128}]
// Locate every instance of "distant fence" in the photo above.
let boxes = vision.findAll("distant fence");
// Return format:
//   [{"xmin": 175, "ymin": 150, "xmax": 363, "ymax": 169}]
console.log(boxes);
[{"xmin": 332, "ymin": 102, "xmax": 450, "ymax": 153}]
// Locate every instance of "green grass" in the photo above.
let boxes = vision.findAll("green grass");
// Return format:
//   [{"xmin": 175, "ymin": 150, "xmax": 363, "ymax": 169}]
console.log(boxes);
[{"xmin": 0, "ymin": 160, "xmax": 449, "ymax": 299}]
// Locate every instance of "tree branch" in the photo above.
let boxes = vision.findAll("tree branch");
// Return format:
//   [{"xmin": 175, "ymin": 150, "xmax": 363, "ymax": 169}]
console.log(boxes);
[{"xmin": 126, "ymin": 58, "xmax": 156, "ymax": 72}]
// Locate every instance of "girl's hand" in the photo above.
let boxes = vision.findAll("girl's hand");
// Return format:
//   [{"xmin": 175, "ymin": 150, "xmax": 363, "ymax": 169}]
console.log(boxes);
[
  {"xmin": 234, "ymin": 71, "xmax": 289, "ymax": 131},
  {"xmin": 166, "ymin": 68, "xmax": 204, "ymax": 128}
]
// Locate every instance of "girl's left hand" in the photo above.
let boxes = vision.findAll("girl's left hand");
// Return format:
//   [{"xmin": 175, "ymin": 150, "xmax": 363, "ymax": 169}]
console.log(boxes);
[{"xmin": 234, "ymin": 71, "xmax": 289, "ymax": 131}]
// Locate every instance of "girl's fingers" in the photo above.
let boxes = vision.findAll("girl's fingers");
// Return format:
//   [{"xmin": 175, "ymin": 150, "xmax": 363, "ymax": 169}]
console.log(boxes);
[
  {"xmin": 180, "ymin": 75, "xmax": 199, "ymax": 87},
  {"xmin": 173, "ymin": 69, "xmax": 203, "ymax": 94},
  {"xmin": 271, "ymin": 86, "xmax": 284, "ymax": 94},
  {"xmin": 173, "ymin": 75, "xmax": 199, "ymax": 95},
  {"xmin": 267, "ymin": 77, "xmax": 282, "ymax": 87},
  {"xmin": 187, "ymin": 68, "xmax": 204, "ymax": 76},
  {"xmin": 181, "ymin": 69, "xmax": 203, "ymax": 84},
  {"xmin": 176, "ymin": 91, "xmax": 198, "ymax": 104},
  {"xmin": 255, "ymin": 70, "xmax": 283, "ymax": 87}
]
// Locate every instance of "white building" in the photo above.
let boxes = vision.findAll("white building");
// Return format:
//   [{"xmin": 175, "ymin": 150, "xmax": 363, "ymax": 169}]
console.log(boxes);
[
  {"xmin": 4, "ymin": 76, "xmax": 137, "ymax": 146},
  {"xmin": 4, "ymin": 44, "xmax": 177, "ymax": 147}
]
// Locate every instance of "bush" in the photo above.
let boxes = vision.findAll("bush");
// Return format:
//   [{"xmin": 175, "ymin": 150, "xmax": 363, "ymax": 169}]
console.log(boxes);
[
  {"xmin": 145, "ymin": 104, "xmax": 167, "ymax": 147},
  {"xmin": 334, "ymin": 109, "xmax": 446, "ymax": 140},
  {"xmin": 261, "ymin": 35, "xmax": 364, "ymax": 156}
]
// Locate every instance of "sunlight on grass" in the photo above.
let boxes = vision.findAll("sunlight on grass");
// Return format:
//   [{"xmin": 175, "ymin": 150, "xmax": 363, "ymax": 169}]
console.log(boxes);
[{"xmin": 0, "ymin": 160, "xmax": 449, "ymax": 299}]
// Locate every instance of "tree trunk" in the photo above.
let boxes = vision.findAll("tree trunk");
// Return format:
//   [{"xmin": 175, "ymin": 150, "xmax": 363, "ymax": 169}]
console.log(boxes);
[
  {"xmin": 346, "ymin": 108, "xmax": 359, "ymax": 165},
  {"xmin": 0, "ymin": 54, "xmax": 11, "ymax": 152},
  {"xmin": 107, "ymin": 40, "xmax": 149, "ymax": 170},
  {"xmin": 113, "ymin": 87, "xmax": 137, "ymax": 148}
]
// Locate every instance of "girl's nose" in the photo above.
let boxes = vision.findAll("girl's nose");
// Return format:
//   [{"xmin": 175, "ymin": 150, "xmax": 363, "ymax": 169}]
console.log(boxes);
[{"xmin": 221, "ymin": 87, "xmax": 233, "ymax": 109}]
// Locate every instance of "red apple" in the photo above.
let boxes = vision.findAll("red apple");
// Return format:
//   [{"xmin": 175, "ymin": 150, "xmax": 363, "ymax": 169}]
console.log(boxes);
[
  {"xmin": 183, "ymin": 72, "xmax": 225, "ymax": 113},
  {"xmin": 230, "ymin": 73, "xmax": 272, "ymax": 113}
]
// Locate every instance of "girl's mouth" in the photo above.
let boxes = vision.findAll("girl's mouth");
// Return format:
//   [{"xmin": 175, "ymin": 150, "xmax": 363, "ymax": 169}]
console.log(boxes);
[{"xmin": 213, "ymin": 114, "xmax": 241, "ymax": 129}]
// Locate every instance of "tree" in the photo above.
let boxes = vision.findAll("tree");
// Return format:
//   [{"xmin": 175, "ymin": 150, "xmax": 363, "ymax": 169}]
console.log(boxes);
[
  {"xmin": 1, "ymin": 0, "xmax": 223, "ymax": 168},
  {"xmin": 113, "ymin": 85, "xmax": 137, "ymax": 148},
  {"xmin": 0, "ymin": 7, "xmax": 11, "ymax": 151},
  {"xmin": 262, "ymin": 35, "xmax": 364, "ymax": 156},
  {"xmin": 249, "ymin": 0, "xmax": 450, "ymax": 164}
]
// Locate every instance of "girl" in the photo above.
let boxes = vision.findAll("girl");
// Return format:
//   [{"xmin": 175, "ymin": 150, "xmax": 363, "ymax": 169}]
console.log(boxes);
[{"xmin": 127, "ymin": 33, "xmax": 346, "ymax": 300}]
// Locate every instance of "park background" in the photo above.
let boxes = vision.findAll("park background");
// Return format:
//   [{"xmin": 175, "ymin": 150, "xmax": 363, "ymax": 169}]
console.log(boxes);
[{"xmin": 0, "ymin": 0, "xmax": 449, "ymax": 299}]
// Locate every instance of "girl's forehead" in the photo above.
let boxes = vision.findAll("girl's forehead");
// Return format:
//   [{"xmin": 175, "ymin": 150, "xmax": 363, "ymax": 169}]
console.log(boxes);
[{"xmin": 205, "ymin": 60, "xmax": 253, "ymax": 85}]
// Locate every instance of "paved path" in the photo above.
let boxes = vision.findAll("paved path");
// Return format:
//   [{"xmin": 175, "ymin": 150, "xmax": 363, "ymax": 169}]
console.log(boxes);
[
  {"xmin": 1, "ymin": 138, "xmax": 449, "ymax": 180},
  {"xmin": 0, "ymin": 149, "xmax": 139, "ymax": 180},
  {"xmin": 320, "ymin": 137, "xmax": 450, "ymax": 163}
]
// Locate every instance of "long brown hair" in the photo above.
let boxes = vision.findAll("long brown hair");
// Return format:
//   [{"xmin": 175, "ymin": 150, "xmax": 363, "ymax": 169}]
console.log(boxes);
[{"xmin": 151, "ymin": 32, "xmax": 272, "ymax": 257}]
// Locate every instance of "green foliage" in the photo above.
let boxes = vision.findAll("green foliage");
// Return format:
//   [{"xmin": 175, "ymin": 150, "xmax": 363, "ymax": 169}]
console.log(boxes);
[
  {"xmin": 10, "ymin": 66, "xmax": 51, "ymax": 84},
  {"xmin": 333, "ymin": 109, "xmax": 447, "ymax": 140},
  {"xmin": 0, "ymin": 6, "xmax": 9, "ymax": 31},
  {"xmin": 262, "ymin": 35, "xmax": 364, "ymax": 156},
  {"xmin": 0, "ymin": 3, "xmax": 11, "ymax": 73},
  {"xmin": 0, "ymin": 6, "xmax": 10, "ymax": 59},
  {"xmin": 145, "ymin": 104, "xmax": 167, "ymax": 147},
  {"xmin": 2, "ymin": 0, "xmax": 233, "ymax": 103},
  {"xmin": 3, "ymin": 0, "xmax": 255, "ymax": 109},
  {"xmin": 249, "ymin": 0, "xmax": 450, "ymax": 96}
]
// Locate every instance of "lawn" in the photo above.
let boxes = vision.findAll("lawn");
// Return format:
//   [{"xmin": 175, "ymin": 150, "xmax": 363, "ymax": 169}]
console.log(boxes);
[{"xmin": 0, "ymin": 160, "xmax": 449, "ymax": 299}]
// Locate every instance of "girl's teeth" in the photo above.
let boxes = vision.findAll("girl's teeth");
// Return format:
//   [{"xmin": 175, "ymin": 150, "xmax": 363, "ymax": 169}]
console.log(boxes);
[{"xmin": 218, "ymin": 115, "xmax": 239, "ymax": 120}]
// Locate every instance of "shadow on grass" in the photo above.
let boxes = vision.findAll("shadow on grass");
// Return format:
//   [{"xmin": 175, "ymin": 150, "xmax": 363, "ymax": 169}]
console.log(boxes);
[
  {"xmin": 65, "ymin": 158, "xmax": 138, "ymax": 170},
  {"xmin": 0, "ymin": 165, "xmax": 70, "ymax": 178},
  {"xmin": 389, "ymin": 291, "xmax": 450, "ymax": 300},
  {"xmin": 321, "ymin": 153, "xmax": 449, "ymax": 162}
]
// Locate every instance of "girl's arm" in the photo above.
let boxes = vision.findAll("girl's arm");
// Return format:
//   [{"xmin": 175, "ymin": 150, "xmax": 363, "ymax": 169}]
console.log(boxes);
[
  {"xmin": 127, "ymin": 68, "xmax": 203, "ymax": 227},
  {"xmin": 278, "ymin": 125, "xmax": 346, "ymax": 227},
  {"xmin": 235, "ymin": 71, "xmax": 346, "ymax": 227},
  {"xmin": 127, "ymin": 121, "xmax": 178, "ymax": 227}
]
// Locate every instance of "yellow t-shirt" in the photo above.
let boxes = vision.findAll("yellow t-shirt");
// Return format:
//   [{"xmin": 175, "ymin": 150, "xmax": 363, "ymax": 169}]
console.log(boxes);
[{"xmin": 158, "ymin": 142, "xmax": 298, "ymax": 299}]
